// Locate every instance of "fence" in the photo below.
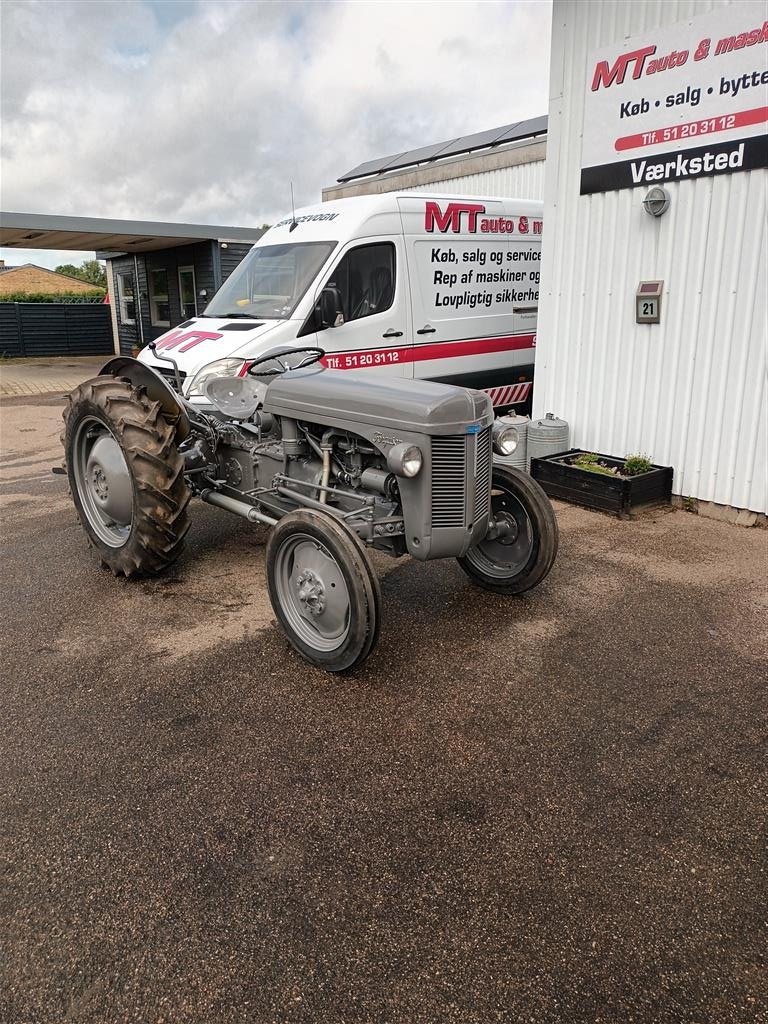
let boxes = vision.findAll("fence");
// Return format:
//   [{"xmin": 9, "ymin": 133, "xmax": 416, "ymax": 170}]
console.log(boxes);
[{"xmin": 0, "ymin": 302, "xmax": 114, "ymax": 358}]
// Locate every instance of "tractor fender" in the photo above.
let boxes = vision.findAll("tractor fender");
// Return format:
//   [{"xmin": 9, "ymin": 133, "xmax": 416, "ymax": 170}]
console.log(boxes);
[{"xmin": 99, "ymin": 356, "xmax": 191, "ymax": 442}]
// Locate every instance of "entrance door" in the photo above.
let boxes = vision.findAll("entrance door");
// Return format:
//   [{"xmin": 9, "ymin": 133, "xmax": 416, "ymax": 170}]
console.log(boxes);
[
  {"xmin": 310, "ymin": 238, "xmax": 411, "ymax": 377},
  {"xmin": 178, "ymin": 266, "xmax": 197, "ymax": 321}
]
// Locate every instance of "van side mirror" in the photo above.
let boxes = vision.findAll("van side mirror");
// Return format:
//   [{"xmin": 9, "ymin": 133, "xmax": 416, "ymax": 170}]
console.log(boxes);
[{"xmin": 317, "ymin": 285, "xmax": 344, "ymax": 329}]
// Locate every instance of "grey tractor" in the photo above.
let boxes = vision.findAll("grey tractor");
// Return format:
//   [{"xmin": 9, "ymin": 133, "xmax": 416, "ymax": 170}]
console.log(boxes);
[{"xmin": 61, "ymin": 346, "xmax": 558, "ymax": 671}]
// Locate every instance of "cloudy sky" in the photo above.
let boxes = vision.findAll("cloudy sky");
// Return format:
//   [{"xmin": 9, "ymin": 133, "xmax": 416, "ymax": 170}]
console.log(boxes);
[{"xmin": 1, "ymin": 0, "xmax": 552, "ymax": 269}]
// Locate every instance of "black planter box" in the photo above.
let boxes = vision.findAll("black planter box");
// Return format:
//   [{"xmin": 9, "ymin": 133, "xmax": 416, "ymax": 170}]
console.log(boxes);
[{"xmin": 530, "ymin": 449, "xmax": 673, "ymax": 518}]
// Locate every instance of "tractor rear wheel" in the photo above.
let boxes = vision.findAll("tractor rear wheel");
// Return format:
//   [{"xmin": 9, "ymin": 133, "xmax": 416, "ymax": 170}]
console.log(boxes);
[
  {"xmin": 458, "ymin": 465, "xmax": 558, "ymax": 595},
  {"xmin": 62, "ymin": 375, "xmax": 190, "ymax": 577}
]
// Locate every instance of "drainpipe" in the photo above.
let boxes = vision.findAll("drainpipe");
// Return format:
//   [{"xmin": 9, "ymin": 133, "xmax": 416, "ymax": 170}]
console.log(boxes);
[
  {"xmin": 133, "ymin": 253, "xmax": 145, "ymax": 348},
  {"xmin": 105, "ymin": 261, "xmax": 120, "ymax": 355},
  {"xmin": 212, "ymin": 239, "xmax": 222, "ymax": 291}
]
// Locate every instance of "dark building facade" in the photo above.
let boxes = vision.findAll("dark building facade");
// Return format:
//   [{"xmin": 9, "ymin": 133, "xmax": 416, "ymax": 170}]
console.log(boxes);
[
  {"xmin": 1, "ymin": 213, "xmax": 265, "ymax": 357},
  {"xmin": 104, "ymin": 239, "xmax": 255, "ymax": 355}
]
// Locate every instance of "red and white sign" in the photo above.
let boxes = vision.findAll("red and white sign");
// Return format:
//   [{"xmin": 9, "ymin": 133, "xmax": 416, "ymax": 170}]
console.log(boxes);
[
  {"xmin": 484, "ymin": 381, "xmax": 532, "ymax": 407},
  {"xmin": 581, "ymin": 3, "xmax": 768, "ymax": 194},
  {"xmin": 320, "ymin": 333, "xmax": 535, "ymax": 371}
]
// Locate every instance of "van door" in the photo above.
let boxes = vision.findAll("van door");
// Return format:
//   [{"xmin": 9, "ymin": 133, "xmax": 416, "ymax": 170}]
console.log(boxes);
[
  {"xmin": 309, "ymin": 237, "xmax": 411, "ymax": 377},
  {"xmin": 397, "ymin": 196, "xmax": 538, "ymax": 406}
]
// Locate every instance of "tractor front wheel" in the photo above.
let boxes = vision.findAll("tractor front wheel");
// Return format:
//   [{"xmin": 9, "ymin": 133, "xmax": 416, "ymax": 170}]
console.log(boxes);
[{"xmin": 266, "ymin": 509, "xmax": 381, "ymax": 673}]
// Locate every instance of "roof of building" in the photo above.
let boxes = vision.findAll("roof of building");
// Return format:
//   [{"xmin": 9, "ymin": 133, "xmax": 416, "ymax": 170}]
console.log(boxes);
[
  {"xmin": 0, "ymin": 212, "xmax": 266, "ymax": 254},
  {"xmin": 336, "ymin": 114, "xmax": 547, "ymax": 183},
  {"xmin": 0, "ymin": 263, "xmax": 105, "ymax": 290}
]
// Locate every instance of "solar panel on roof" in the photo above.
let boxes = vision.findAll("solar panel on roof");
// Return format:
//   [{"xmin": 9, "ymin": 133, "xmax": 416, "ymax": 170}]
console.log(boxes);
[
  {"xmin": 495, "ymin": 114, "xmax": 548, "ymax": 145},
  {"xmin": 337, "ymin": 153, "xmax": 407, "ymax": 182},
  {"xmin": 378, "ymin": 139, "xmax": 460, "ymax": 174},
  {"xmin": 336, "ymin": 114, "xmax": 548, "ymax": 183},
  {"xmin": 433, "ymin": 124, "xmax": 515, "ymax": 162}
]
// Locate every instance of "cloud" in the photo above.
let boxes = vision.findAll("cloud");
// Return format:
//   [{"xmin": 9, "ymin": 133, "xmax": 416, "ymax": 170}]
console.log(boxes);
[
  {"xmin": 1, "ymin": 0, "xmax": 551, "ymax": 235},
  {"xmin": 0, "ymin": 248, "xmax": 100, "ymax": 273}
]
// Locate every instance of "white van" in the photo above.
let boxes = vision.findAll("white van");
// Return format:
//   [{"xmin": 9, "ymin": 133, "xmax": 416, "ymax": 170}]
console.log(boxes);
[{"xmin": 141, "ymin": 192, "xmax": 543, "ymax": 411}]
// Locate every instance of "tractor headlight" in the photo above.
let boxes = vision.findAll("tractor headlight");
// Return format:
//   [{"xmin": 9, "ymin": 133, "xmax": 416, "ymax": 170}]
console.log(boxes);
[
  {"xmin": 492, "ymin": 422, "xmax": 519, "ymax": 456},
  {"xmin": 186, "ymin": 358, "xmax": 246, "ymax": 397},
  {"xmin": 387, "ymin": 443, "xmax": 423, "ymax": 478}
]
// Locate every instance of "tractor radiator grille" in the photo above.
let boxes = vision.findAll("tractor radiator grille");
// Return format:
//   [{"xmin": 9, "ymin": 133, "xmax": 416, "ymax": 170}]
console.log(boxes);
[
  {"xmin": 474, "ymin": 427, "xmax": 492, "ymax": 522},
  {"xmin": 431, "ymin": 435, "xmax": 467, "ymax": 529}
]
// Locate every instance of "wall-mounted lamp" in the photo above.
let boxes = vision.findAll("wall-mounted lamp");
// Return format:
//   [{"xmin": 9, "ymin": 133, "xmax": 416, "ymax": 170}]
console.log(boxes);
[{"xmin": 643, "ymin": 186, "xmax": 671, "ymax": 217}]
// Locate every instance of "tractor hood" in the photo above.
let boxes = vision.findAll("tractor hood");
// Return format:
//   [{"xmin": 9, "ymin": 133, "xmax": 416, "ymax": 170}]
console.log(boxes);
[
  {"xmin": 264, "ymin": 366, "xmax": 493, "ymax": 437},
  {"xmin": 138, "ymin": 317, "xmax": 286, "ymax": 386}
]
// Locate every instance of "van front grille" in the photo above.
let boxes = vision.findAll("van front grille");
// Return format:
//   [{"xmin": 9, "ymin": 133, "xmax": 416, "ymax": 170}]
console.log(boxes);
[
  {"xmin": 431, "ymin": 435, "xmax": 467, "ymax": 529},
  {"xmin": 154, "ymin": 365, "xmax": 187, "ymax": 393},
  {"xmin": 474, "ymin": 427, "xmax": 492, "ymax": 521}
]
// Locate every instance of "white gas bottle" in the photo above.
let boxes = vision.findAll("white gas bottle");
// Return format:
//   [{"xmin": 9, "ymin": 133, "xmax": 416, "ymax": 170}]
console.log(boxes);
[
  {"xmin": 493, "ymin": 411, "xmax": 529, "ymax": 471},
  {"xmin": 527, "ymin": 412, "xmax": 570, "ymax": 470}
]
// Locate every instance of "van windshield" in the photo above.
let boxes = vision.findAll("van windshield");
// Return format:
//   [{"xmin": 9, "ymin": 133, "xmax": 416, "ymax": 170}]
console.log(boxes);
[{"xmin": 204, "ymin": 241, "xmax": 337, "ymax": 320}]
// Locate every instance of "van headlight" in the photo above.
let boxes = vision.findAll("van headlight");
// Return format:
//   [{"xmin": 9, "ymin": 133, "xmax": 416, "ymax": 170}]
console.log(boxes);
[
  {"xmin": 492, "ymin": 422, "xmax": 519, "ymax": 455},
  {"xmin": 387, "ymin": 443, "xmax": 423, "ymax": 478},
  {"xmin": 186, "ymin": 358, "xmax": 246, "ymax": 397}
]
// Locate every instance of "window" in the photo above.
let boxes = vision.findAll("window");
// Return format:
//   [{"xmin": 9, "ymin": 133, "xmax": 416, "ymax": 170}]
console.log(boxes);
[
  {"xmin": 204, "ymin": 242, "xmax": 336, "ymax": 320},
  {"xmin": 178, "ymin": 266, "xmax": 197, "ymax": 320},
  {"xmin": 117, "ymin": 270, "xmax": 136, "ymax": 325},
  {"xmin": 149, "ymin": 268, "xmax": 170, "ymax": 326},
  {"xmin": 327, "ymin": 243, "xmax": 395, "ymax": 324}
]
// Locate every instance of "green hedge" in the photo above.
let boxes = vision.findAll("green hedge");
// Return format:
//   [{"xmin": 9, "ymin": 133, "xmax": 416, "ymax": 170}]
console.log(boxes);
[{"xmin": 0, "ymin": 291, "xmax": 106, "ymax": 304}]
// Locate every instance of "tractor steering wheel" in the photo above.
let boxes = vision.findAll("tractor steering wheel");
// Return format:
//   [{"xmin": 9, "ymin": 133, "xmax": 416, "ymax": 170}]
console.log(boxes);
[{"xmin": 245, "ymin": 346, "xmax": 325, "ymax": 377}]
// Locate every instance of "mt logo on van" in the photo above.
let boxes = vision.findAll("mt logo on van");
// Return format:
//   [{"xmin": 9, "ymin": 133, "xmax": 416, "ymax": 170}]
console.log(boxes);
[
  {"xmin": 424, "ymin": 201, "xmax": 542, "ymax": 236},
  {"xmin": 425, "ymin": 201, "xmax": 486, "ymax": 233}
]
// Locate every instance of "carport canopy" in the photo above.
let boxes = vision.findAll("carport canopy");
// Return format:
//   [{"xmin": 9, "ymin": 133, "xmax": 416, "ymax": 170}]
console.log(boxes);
[{"xmin": 0, "ymin": 211, "xmax": 265, "ymax": 254}]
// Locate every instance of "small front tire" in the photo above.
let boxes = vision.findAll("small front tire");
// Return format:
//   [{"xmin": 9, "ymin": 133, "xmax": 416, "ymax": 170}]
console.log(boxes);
[
  {"xmin": 458, "ymin": 465, "xmax": 558, "ymax": 595},
  {"xmin": 266, "ymin": 509, "xmax": 381, "ymax": 672}
]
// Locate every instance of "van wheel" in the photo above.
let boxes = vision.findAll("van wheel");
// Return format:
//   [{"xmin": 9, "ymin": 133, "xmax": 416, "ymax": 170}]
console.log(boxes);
[
  {"xmin": 266, "ymin": 509, "xmax": 381, "ymax": 672},
  {"xmin": 458, "ymin": 466, "xmax": 558, "ymax": 594}
]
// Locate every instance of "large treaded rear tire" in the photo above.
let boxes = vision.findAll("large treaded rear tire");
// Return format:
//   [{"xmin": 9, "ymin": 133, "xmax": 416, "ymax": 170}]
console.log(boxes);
[{"xmin": 62, "ymin": 375, "xmax": 191, "ymax": 577}]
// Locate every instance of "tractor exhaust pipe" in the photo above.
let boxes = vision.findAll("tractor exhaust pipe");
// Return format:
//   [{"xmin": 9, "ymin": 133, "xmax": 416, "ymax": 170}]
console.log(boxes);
[{"xmin": 199, "ymin": 489, "xmax": 278, "ymax": 526}]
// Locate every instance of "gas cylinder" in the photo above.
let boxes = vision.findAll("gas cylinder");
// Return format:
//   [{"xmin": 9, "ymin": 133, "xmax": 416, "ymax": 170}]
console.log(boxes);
[{"xmin": 527, "ymin": 412, "xmax": 570, "ymax": 470}]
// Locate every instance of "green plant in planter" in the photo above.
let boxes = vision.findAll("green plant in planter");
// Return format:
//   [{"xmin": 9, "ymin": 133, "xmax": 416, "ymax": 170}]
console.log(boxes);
[
  {"xmin": 569, "ymin": 451, "xmax": 656, "ymax": 478},
  {"xmin": 623, "ymin": 454, "xmax": 653, "ymax": 476},
  {"xmin": 571, "ymin": 452, "xmax": 618, "ymax": 476}
]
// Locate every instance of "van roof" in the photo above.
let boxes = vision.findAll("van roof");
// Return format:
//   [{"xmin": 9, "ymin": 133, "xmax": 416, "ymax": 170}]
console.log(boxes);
[{"xmin": 264, "ymin": 192, "xmax": 544, "ymax": 243}]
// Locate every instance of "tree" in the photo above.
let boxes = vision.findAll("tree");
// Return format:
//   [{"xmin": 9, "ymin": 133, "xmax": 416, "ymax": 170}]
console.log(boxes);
[{"xmin": 55, "ymin": 259, "xmax": 107, "ymax": 289}]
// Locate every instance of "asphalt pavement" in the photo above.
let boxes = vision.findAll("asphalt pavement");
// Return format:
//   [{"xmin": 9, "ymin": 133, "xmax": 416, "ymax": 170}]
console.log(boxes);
[
  {"xmin": 0, "ymin": 356, "xmax": 108, "ymax": 398},
  {"xmin": 1, "ymin": 393, "xmax": 766, "ymax": 1024}
]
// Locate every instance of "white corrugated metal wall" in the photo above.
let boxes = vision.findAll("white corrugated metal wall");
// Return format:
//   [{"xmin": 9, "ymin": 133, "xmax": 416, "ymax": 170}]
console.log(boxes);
[
  {"xmin": 537, "ymin": 0, "xmax": 767, "ymax": 513},
  {"xmin": 401, "ymin": 160, "xmax": 546, "ymax": 200}
]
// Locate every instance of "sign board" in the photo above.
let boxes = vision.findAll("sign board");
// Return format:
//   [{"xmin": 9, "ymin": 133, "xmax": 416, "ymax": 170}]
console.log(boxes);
[
  {"xmin": 636, "ymin": 281, "xmax": 663, "ymax": 323},
  {"xmin": 581, "ymin": 4, "xmax": 768, "ymax": 194}
]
